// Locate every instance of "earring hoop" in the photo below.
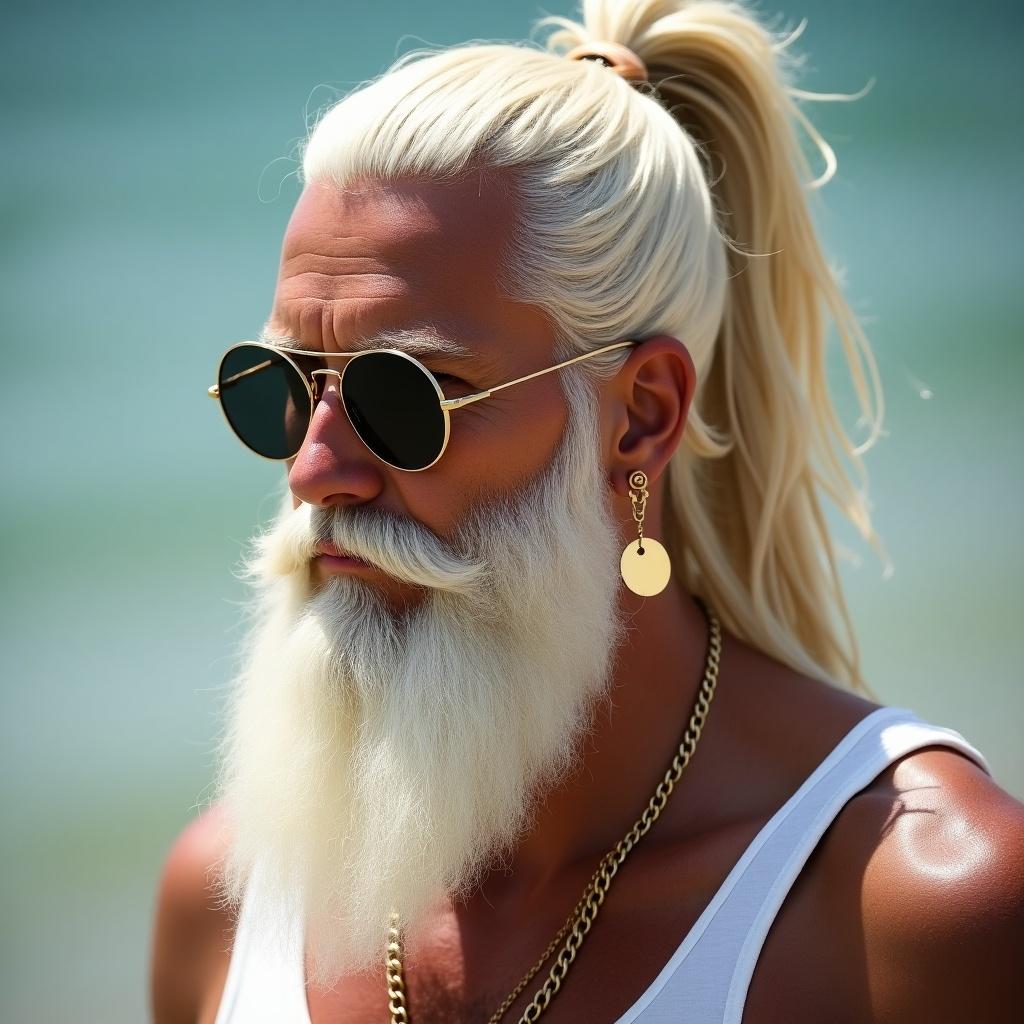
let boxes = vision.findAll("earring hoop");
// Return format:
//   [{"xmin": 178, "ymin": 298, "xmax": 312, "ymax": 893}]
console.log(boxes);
[{"xmin": 619, "ymin": 470, "xmax": 672, "ymax": 596}]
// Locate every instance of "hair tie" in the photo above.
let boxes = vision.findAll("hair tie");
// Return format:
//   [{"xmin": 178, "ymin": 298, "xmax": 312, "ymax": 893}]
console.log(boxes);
[{"xmin": 565, "ymin": 41, "xmax": 648, "ymax": 84}]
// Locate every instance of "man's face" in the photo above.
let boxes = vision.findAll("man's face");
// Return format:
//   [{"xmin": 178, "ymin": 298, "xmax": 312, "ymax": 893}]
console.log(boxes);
[
  {"xmin": 272, "ymin": 174, "xmax": 575, "ymax": 604},
  {"xmin": 215, "ymin": 174, "xmax": 629, "ymax": 988}
]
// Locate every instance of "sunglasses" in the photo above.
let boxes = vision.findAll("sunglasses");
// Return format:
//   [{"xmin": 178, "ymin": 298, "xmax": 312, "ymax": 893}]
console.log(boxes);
[{"xmin": 208, "ymin": 338, "xmax": 638, "ymax": 472}]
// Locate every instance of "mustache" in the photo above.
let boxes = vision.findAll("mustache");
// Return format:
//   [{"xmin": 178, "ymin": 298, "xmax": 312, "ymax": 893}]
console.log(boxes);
[{"xmin": 246, "ymin": 501, "xmax": 488, "ymax": 595}]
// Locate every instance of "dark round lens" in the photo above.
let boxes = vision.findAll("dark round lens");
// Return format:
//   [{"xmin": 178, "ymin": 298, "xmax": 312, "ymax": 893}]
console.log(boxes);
[
  {"xmin": 340, "ymin": 352, "xmax": 447, "ymax": 470},
  {"xmin": 217, "ymin": 344, "xmax": 312, "ymax": 459}
]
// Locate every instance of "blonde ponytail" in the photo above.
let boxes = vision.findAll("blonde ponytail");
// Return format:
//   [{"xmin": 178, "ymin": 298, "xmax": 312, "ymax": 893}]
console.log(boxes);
[
  {"xmin": 541, "ymin": 1, "xmax": 886, "ymax": 694},
  {"xmin": 300, "ymin": 0, "xmax": 887, "ymax": 694}
]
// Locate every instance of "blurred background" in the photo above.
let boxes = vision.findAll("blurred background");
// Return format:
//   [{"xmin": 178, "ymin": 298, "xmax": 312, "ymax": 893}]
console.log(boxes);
[{"xmin": 1, "ymin": 0, "xmax": 1021, "ymax": 1019}]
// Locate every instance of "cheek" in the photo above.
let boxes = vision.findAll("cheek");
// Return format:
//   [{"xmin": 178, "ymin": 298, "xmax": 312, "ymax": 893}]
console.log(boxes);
[{"xmin": 434, "ymin": 379, "xmax": 569, "ymax": 512}]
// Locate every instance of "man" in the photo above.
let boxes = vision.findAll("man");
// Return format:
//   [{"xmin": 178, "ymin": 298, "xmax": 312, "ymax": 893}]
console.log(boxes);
[{"xmin": 150, "ymin": 3, "xmax": 1024, "ymax": 1022}]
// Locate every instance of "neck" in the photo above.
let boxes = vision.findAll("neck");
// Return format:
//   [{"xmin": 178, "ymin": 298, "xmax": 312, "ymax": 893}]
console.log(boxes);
[{"xmin": 465, "ymin": 582, "xmax": 717, "ymax": 907}]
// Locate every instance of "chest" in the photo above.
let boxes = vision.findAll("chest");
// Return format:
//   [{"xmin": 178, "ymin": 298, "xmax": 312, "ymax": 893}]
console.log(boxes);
[{"xmin": 302, "ymin": 818, "xmax": 864, "ymax": 1024}]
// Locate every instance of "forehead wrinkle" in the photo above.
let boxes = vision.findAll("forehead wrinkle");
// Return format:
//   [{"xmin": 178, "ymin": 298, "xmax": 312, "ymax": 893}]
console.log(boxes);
[{"xmin": 258, "ymin": 320, "xmax": 497, "ymax": 369}]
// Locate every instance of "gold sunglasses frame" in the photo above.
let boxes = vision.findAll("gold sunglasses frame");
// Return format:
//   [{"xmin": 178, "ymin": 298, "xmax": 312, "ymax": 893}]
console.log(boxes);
[{"xmin": 208, "ymin": 338, "xmax": 639, "ymax": 472}]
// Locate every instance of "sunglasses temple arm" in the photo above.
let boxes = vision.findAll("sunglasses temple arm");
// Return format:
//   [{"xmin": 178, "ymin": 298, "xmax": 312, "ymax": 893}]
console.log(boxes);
[{"xmin": 440, "ymin": 339, "xmax": 637, "ymax": 411}]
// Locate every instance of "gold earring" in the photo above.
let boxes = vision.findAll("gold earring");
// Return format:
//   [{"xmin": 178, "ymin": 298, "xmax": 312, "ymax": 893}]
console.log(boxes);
[{"xmin": 619, "ymin": 470, "xmax": 672, "ymax": 596}]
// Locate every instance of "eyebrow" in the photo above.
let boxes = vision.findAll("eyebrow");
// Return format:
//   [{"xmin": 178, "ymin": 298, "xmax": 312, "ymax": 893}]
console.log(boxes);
[{"xmin": 258, "ymin": 321, "xmax": 484, "ymax": 365}]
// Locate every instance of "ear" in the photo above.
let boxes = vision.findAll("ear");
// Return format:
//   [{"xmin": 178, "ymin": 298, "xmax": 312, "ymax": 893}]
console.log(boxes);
[{"xmin": 600, "ymin": 335, "xmax": 696, "ymax": 496}]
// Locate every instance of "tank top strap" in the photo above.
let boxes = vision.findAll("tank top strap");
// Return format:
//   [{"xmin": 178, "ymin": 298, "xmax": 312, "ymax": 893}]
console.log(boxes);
[
  {"xmin": 720, "ymin": 705, "xmax": 991, "ymax": 1021},
  {"xmin": 213, "ymin": 857, "xmax": 309, "ymax": 1023},
  {"xmin": 617, "ymin": 705, "xmax": 991, "ymax": 1023}
]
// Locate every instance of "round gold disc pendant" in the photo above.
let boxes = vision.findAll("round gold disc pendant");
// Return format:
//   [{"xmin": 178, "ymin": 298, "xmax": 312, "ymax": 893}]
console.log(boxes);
[{"xmin": 619, "ymin": 537, "xmax": 672, "ymax": 596}]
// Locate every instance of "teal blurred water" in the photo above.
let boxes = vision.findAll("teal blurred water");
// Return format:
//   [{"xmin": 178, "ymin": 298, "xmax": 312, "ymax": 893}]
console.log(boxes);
[{"xmin": 1, "ymin": 1, "xmax": 1021, "ymax": 1019}]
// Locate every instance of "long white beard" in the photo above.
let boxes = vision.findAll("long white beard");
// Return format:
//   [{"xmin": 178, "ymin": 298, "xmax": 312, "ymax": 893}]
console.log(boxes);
[{"xmin": 214, "ymin": 370, "xmax": 628, "ymax": 987}]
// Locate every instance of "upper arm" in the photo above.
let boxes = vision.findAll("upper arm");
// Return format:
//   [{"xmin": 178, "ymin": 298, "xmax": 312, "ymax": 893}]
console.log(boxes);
[
  {"xmin": 842, "ymin": 749, "xmax": 1024, "ymax": 1023},
  {"xmin": 149, "ymin": 802, "xmax": 236, "ymax": 1024}
]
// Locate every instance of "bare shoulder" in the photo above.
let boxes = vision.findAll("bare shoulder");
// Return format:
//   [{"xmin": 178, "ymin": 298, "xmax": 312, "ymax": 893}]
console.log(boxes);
[
  {"xmin": 150, "ymin": 800, "xmax": 237, "ymax": 1024},
  {"xmin": 818, "ymin": 744, "xmax": 1024, "ymax": 1023}
]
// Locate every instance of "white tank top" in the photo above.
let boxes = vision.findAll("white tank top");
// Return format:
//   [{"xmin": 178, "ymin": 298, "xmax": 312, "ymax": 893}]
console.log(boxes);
[{"xmin": 214, "ymin": 705, "xmax": 992, "ymax": 1023}]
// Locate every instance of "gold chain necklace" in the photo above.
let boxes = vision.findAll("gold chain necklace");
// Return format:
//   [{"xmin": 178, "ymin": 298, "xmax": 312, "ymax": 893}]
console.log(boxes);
[{"xmin": 385, "ymin": 598, "xmax": 722, "ymax": 1024}]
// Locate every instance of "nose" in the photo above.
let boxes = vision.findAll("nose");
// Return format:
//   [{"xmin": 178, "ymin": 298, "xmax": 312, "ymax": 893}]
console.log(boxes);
[{"xmin": 287, "ymin": 376, "xmax": 384, "ymax": 508}]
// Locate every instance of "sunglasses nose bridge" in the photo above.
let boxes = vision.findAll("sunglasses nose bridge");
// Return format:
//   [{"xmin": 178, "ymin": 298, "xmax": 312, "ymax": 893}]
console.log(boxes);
[
  {"xmin": 310, "ymin": 367, "xmax": 343, "ymax": 401},
  {"xmin": 297, "ymin": 367, "xmax": 370, "ymax": 468}
]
